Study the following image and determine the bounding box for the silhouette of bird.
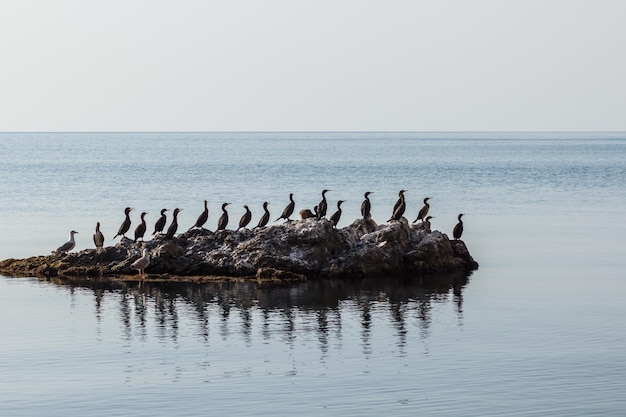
[361,191,373,219]
[388,190,406,221]
[329,200,345,228]
[217,203,230,230]
[238,205,252,230]
[165,208,182,239]
[54,230,78,253]
[153,208,168,235]
[423,215,434,233]
[317,189,330,219]
[189,200,209,230]
[134,211,148,242]
[276,193,295,222]
[114,207,133,239]
[413,197,431,223]
[453,213,464,240]
[255,202,270,228]
[93,222,104,252]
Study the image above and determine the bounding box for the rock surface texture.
[0,218,478,281]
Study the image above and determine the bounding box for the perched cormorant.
[114,207,133,239]
[276,193,295,222]
[317,189,330,219]
[388,190,406,221]
[453,213,464,240]
[329,200,345,228]
[413,197,431,223]
[238,205,252,230]
[392,190,406,215]
[361,191,373,219]
[131,248,151,276]
[165,208,182,240]
[153,208,168,235]
[93,222,104,252]
[134,211,148,242]
[189,200,209,231]
[423,215,434,233]
[217,203,230,230]
[255,202,270,228]
[55,230,78,253]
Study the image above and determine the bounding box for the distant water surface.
[1,132,625,416]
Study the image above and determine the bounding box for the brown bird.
[413,197,431,223]
[134,211,148,242]
[217,203,230,230]
[189,200,209,230]
[361,191,373,219]
[93,222,104,252]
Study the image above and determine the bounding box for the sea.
[1,132,625,416]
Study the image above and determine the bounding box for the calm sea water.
[1,132,626,416]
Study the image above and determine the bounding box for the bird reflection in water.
[46,271,471,356]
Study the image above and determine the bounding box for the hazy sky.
[1,0,624,132]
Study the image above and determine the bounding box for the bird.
[317,189,330,219]
[54,230,78,253]
[453,213,464,240]
[114,207,133,239]
[388,190,406,221]
[329,200,345,228]
[361,191,373,219]
[276,193,295,222]
[392,190,406,214]
[189,200,209,231]
[134,211,148,242]
[217,203,230,230]
[413,197,431,223]
[165,208,182,240]
[131,248,151,276]
[299,207,317,219]
[93,222,104,252]
[423,215,434,233]
[153,208,168,235]
[238,205,252,230]
[255,202,270,228]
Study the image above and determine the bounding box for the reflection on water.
[44,272,469,355]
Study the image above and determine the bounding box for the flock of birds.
[53,190,466,276]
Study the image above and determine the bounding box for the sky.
[1,0,625,132]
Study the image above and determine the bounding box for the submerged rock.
[0,218,478,281]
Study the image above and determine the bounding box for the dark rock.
[0,218,478,281]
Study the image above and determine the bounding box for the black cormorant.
[255,202,270,228]
[413,197,431,223]
[134,211,148,242]
[165,208,182,240]
[114,207,133,239]
[317,189,330,219]
[239,205,252,230]
[153,208,168,235]
[329,200,345,228]
[276,193,295,222]
[453,213,464,240]
[189,200,209,230]
[217,203,230,230]
[423,215,433,233]
[361,191,373,219]
[388,190,406,221]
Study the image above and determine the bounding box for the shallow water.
[1,132,626,416]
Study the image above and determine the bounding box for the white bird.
[131,248,151,276]
[54,230,78,253]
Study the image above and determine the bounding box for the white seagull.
[131,248,151,276]
[54,230,78,254]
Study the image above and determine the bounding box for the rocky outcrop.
[0,218,478,281]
